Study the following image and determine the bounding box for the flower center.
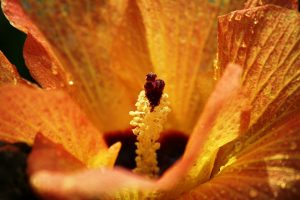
[106,73,187,178]
[104,130,188,176]
[128,73,171,177]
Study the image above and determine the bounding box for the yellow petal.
[179,109,300,199]
[88,142,122,169]
[216,5,300,167]
[137,0,247,134]
[20,0,152,132]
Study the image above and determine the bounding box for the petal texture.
[216,5,300,166]
[2,0,39,34]
[244,0,299,9]
[20,0,152,132]
[137,0,246,134]
[179,110,300,200]
[0,85,109,166]
[23,33,67,89]
[0,51,20,85]
[2,0,66,89]
[157,64,246,198]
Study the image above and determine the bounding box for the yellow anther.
[129,90,170,177]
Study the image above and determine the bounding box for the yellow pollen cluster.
[129,90,170,177]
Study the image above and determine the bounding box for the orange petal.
[23,33,67,89]
[28,133,85,175]
[136,0,247,134]
[216,5,300,166]
[244,0,299,9]
[2,0,68,89]
[179,110,300,199]
[157,64,245,197]
[1,0,40,35]
[30,168,156,200]
[27,134,146,199]
[0,51,20,85]
[19,0,152,132]
[0,84,109,166]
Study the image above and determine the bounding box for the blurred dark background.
[0,7,33,81]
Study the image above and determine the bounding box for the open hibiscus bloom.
[0,0,299,199]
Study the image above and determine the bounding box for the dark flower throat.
[105,129,188,176]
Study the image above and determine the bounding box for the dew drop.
[51,66,58,75]
[250,27,255,34]
[249,189,258,198]
[290,142,297,150]
[228,12,234,22]
[253,18,259,25]
[68,80,74,86]
[245,11,251,18]
[241,41,247,48]
[235,14,242,21]
[280,182,287,189]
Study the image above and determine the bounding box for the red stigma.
[144,73,165,112]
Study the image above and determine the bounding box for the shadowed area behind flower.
[0,142,37,199]
[0,5,33,82]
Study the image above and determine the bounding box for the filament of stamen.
[129,74,170,177]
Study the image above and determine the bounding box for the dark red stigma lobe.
[144,73,165,112]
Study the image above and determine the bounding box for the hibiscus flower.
[0,0,299,199]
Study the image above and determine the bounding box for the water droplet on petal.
[249,189,258,198]
[250,27,255,34]
[228,12,234,22]
[280,182,286,189]
[245,11,251,18]
[51,66,58,75]
[241,41,247,48]
[68,80,74,86]
[235,14,242,21]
